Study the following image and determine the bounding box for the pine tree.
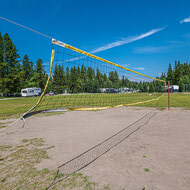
[0,32,3,63]
[20,54,34,88]
[0,32,4,94]
[108,71,115,83]
[103,73,107,83]
[142,82,148,92]
[65,67,70,89]
[121,76,125,87]
[149,83,155,93]
[52,64,59,94]
[80,65,86,80]
[36,58,46,90]
[174,61,183,85]
[167,63,173,84]
[183,62,189,75]
[2,33,20,95]
[87,67,95,80]
[114,71,119,88]
[70,66,79,93]
[96,68,103,88]
[178,77,184,92]
[58,65,65,93]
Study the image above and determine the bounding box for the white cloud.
[134,42,189,54]
[180,17,190,24]
[122,64,131,67]
[134,46,164,53]
[121,64,145,71]
[135,67,145,70]
[91,27,165,53]
[42,62,50,66]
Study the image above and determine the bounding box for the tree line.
[167,61,190,92]
[1,32,189,96]
[50,64,165,94]
[0,32,47,96]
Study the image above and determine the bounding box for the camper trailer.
[167,85,179,93]
[21,88,41,97]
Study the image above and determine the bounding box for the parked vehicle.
[21,88,41,97]
[49,91,55,96]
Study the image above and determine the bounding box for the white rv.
[21,88,41,97]
[167,85,179,93]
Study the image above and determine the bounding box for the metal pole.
[168,81,170,110]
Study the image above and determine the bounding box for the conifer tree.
[149,83,155,93]
[58,65,65,93]
[36,58,46,89]
[52,64,59,93]
[0,32,3,63]
[174,61,183,84]
[20,54,34,88]
[142,82,148,92]
[96,68,103,88]
[167,63,174,84]
[1,33,20,95]
[0,32,4,94]
[65,67,70,89]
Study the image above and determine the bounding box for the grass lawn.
[0,96,39,119]
[0,93,190,119]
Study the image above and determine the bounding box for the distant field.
[0,93,190,119]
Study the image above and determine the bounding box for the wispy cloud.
[42,62,50,66]
[168,40,182,44]
[180,17,190,24]
[183,33,190,39]
[135,67,145,70]
[91,27,165,53]
[134,42,190,54]
[122,64,131,67]
[121,64,145,71]
[134,46,165,54]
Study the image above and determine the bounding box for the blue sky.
[0,0,190,78]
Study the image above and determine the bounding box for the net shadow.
[46,111,156,189]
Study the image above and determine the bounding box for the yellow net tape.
[68,93,165,111]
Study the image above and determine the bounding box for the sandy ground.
[0,107,190,190]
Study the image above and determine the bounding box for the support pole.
[22,49,55,118]
[168,81,170,110]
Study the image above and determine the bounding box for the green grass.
[0,96,39,119]
[137,93,190,109]
[144,168,150,172]
[1,93,190,119]
[0,138,109,190]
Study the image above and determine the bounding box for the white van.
[21,88,41,97]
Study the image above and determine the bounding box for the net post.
[36,49,55,106]
[22,48,55,118]
[168,81,170,110]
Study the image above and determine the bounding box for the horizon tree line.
[50,64,165,94]
[1,32,190,96]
